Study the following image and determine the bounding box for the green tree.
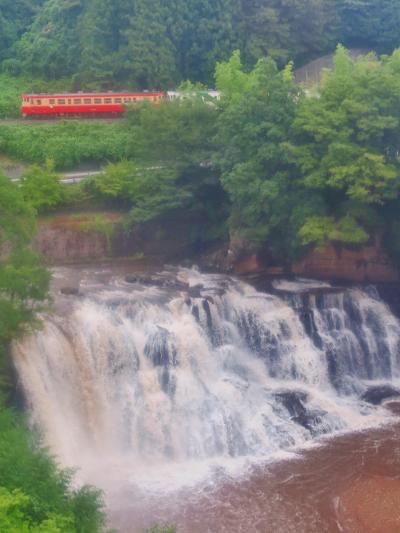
[0,487,73,532]
[117,0,179,87]
[287,45,400,248]
[0,0,41,63]
[0,173,50,342]
[240,0,338,67]
[19,160,63,212]
[215,50,258,103]
[337,0,400,54]
[0,408,107,533]
[0,174,107,533]
[127,98,218,167]
[89,161,191,224]
[215,53,320,259]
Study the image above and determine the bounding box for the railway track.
[0,117,125,125]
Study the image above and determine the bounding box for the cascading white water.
[12,268,400,485]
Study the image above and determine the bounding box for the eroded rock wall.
[34,215,400,284]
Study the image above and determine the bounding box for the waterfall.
[12,269,400,475]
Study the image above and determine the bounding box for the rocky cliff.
[34,215,400,284]
[232,242,400,283]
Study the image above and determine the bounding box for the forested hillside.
[1,0,400,87]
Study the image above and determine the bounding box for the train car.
[166,89,220,101]
[21,91,166,118]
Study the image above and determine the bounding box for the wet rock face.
[274,391,328,435]
[35,225,108,264]
[125,274,189,291]
[361,385,400,405]
[293,241,400,283]
[274,390,308,418]
[218,236,400,283]
[60,286,80,296]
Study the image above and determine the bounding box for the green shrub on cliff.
[0,408,107,533]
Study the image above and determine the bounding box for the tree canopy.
[87,46,400,262]
[2,0,400,87]
[0,173,50,341]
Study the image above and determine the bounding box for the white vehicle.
[166,89,221,101]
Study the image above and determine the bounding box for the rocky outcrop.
[274,390,329,435]
[293,243,399,283]
[219,240,400,284]
[34,213,400,284]
[361,385,400,405]
[34,211,216,265]
[34,224,108,264]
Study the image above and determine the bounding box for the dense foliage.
[0,408,106,532]
[1,0,400,87]
[0,173,50,341]
[0,175,109,533]
[82,47,400,262]
[286,46,400,253]
[87,98,227,242]
[214,55,320,258]
[2,46,400,262]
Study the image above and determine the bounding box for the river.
[12,266,400,532]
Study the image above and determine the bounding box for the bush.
[0,406,107,533]
[19,161,64,212]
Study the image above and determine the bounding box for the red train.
[21,91,165,118]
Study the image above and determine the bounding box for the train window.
[133,97,137,101]
[84,98,91,104]
[94,98,102,104]
[114,98,122,103]
[104,98,112,103]
[123,97,130,102]
[73,99,82,104]
[49,99,55,104]
[57,99,66,105]
[153,97,157,101]
[68,99,71,104]
[36,99,42,105]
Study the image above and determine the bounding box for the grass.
[0,120,134,169]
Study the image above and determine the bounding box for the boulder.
[274,390,308,419]
[361,385,400,405]
[60,286,79,296]
[125,275,138,283]
[274,390,328,435]
[187,284,204,298]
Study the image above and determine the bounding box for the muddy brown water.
[109,417,400,533]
